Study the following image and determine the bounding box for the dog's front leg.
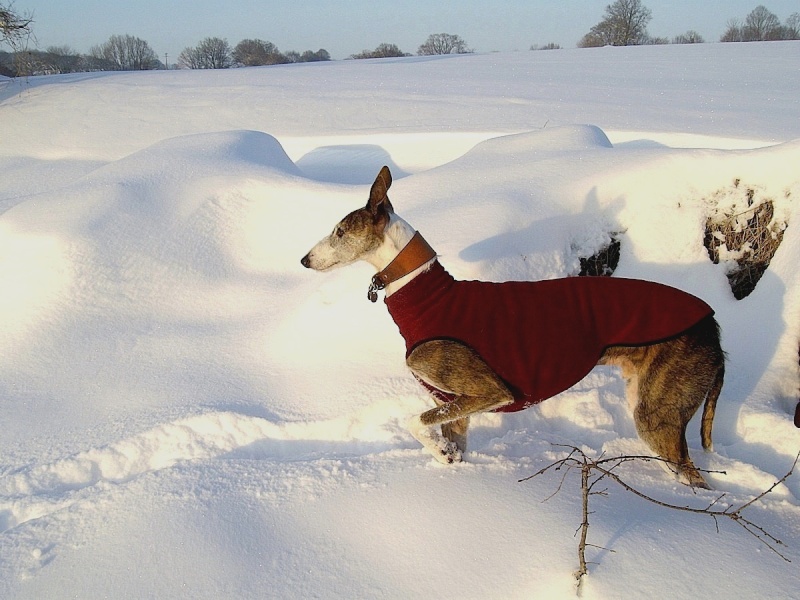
[406,340,514,464]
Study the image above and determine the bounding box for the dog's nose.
[301,254,311,268]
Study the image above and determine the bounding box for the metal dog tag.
[367,275,384,303]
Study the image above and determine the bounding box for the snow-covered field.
[1,41,799,599]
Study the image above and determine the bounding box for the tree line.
[578,1,799,47]
[0,34,334,76]
[2,2,799,77]
[0,31,472,77]
[178,38,331,70]
[350,33,471,59]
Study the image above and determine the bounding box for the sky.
[9,0,800,61]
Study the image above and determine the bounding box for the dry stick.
[576,462,590,580]
[520,447,799,586]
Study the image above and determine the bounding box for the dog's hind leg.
[604,335,718,489]
[631,344,713,489]
[406,340,514,464]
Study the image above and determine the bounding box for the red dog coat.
[385,262,713,412]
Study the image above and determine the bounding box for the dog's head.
[301,166,394,271]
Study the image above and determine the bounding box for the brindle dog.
[302,167,725,488]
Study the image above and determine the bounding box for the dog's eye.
[335,227,345,238]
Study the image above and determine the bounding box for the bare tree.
[89,34,159,70]
[1,1,33,75]
[786,13,800,39]
[283,50,301,63]
[179,37,232,69]
[0,2,32,50]
[673,30,704,44]
[578,0,652,47]
[274,47,331,63]
[721,7,798,42]
[417,33,471,55]
[299,49,330,62]
[46,46,85,74]
[177,46,199,69]
[744,5,782,40]
[232,38,287,67]
[720,18,745,42]
[11,46,84,75]
[350,43,410,59]
[531,43,562,50]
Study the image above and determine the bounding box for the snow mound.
[473,124,613,155]
[84,129,303,184]
[429,125,613,180]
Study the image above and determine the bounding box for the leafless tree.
[10,46,83,75]
[299,49,330,62]
[0,2,32,50]
[417,33,471,55]
[721,7,798,42]
[1,1,33,75]
[531,43,562,50]
[89,34,159,70]
[277,47,330,63]
[673,30,704,44]
[720,18,745,42]
[578,0,652,47]
[179,37,232,69]
[350,43,410,59]
[178,47,198,69]
[44,46,84,74]
[232,38,287,67]
[786,13,800,39]
[744,5,782,40]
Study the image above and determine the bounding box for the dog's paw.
[440,440,463,464]
[407,415,462,465]
[425,438,462,465]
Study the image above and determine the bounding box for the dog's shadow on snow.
[457,188,624,270]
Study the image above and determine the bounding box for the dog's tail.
[701,362,724,451]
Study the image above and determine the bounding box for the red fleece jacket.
[385,262,713,413]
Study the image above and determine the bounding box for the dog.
[301,166,725,488]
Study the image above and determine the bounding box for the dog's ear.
[367,166,394,217]
[377,165,392,191]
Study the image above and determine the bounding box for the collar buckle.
[368,231,436,303]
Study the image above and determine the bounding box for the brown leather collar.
[368,231,437,302]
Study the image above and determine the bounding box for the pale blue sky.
[14,1,800,61]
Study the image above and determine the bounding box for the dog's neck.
[366,214,437,297]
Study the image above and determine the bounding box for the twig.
[520,446,799,588]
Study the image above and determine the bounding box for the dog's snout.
[301,254,311,269]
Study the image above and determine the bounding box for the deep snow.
[0,42,799,599]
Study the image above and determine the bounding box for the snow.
[1,41,799,598]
